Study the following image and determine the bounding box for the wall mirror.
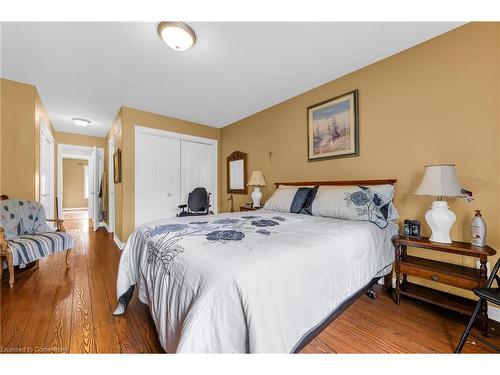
[227,151,247,194]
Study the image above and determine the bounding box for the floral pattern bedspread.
[114,209,397,353]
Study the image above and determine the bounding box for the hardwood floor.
[1,211,498,353]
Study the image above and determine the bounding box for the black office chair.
[454,256,500,353]
[177,187,213,217]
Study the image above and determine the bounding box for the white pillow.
[264,186,302,212]
[311,184,398,228]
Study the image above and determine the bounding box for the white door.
[135,132,181,227]
[39,121,54,219]
[108,140,115,232]
[91,146,101,231]
[180,140,215,211]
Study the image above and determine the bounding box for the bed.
[114,179,398,353]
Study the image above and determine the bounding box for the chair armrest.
[0,227,9,253]
[46,219,66,232]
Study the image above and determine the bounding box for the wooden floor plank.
[21,252,66,351]
[1,210,499,354]
[68,224,97,353]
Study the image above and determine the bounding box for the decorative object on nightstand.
[247,171,266,208]
[392,235,496,336]
[414,164,463,244]
[470,210,487,247]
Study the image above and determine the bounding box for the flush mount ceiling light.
[72,117,91,127]
[157,22,196,51]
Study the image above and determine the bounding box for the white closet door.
[180,140,215,209]
[136,132,181,227]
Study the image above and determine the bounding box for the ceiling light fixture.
[157,22,196,51]
[72,117,91,127]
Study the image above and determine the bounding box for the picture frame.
[113,148,122,183]
[307,89,359,161]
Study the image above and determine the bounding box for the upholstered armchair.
[0,197,74,288]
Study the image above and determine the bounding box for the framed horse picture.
[307,90,359,161]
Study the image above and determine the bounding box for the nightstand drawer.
[399,256,482,289]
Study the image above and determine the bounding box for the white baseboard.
[63,207,87,211]
[113,234,125,250]
[101,222,110,232]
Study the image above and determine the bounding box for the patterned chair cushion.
[1,199,52,239]
[7,231,75,266]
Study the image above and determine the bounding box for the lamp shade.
[414,164,462,197]
[248,171,266,186]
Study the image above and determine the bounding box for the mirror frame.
[227,151,247,194]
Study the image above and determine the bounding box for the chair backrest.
[0,199,52,239]
[486,256,500,288]
[187,188,210,212]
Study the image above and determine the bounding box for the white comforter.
[114,210,397,353]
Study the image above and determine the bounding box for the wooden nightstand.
[240,205,258,212]
[392,235,496,335]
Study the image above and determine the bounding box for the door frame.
[108,137,116,233]
[57,144,104,223]
[134,125,218,228]
[39,117,55,220]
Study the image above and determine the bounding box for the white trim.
[62,207,88,210]
[114,234,125,250]
[39,117,55,142]
[57,144,64,219]
[39,117,55,220]
[135,125,219,146]
[61,154,91,160]
[134,125,218,229]
[57,143,104,226]
[108,136,115,233]
[102,222,111,233]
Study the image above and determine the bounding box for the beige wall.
[108,106,221,241]
[62,158,88,208]
[1,78,55,201]
[220,23,500,299]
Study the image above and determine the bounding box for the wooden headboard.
[274,179,397,188]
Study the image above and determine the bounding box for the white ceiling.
[1,22,463,137]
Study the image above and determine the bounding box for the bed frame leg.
[366,287,377,299]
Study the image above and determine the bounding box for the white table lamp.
[248,171,266,208]
[414,164,462,244]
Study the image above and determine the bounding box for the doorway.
[57,144,104,230]
[62,158,89,214]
